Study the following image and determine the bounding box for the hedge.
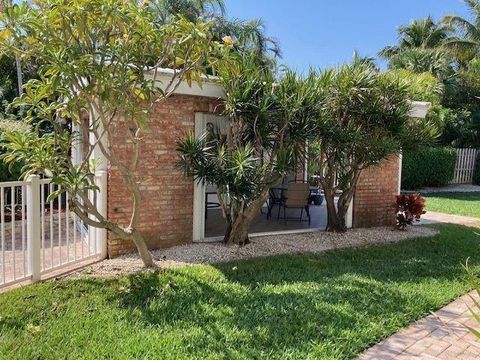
[402,147,457,190]
[474,153,480,185]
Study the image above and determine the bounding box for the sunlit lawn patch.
[424,192,480,218]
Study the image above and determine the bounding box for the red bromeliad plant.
[394,193,426,230]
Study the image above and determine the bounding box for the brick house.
[87,71,429,258]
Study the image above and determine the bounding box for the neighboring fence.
[451,148,479,184]
[0,173,107,289]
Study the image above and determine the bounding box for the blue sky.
[226,0,471,72]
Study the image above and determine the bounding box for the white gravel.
[68,226,438,279]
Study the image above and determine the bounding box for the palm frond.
[379,45,401,59]
[443,15,480,42]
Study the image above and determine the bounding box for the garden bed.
[69,226,437,278]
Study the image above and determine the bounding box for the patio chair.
[267,187,283,219]
[205,185,221,219]
[278,182,311,224]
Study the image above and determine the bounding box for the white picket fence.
[0,173,107,289]
[451,148,479,184]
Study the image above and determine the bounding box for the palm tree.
[152,0,281,60]
[153,0,225,22]
[380,17,454,78]
[442,0,480,64]
[352,51,378,70]
[380,16,452,59]
[389,48,453,78]
[211,17,281,59]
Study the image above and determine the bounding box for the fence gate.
[451,148,479,184]
[0,172,107,290]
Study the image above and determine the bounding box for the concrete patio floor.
[205,203,327,238]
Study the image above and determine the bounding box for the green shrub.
[402,147,456,190]
[474,153,480,185]
[0,120,28,181]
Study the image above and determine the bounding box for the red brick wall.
[107,94,221,257]
[353,155,401,228]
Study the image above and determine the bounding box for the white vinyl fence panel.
[0,173,107,289]
[451,148,479,184]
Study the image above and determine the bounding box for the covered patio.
[203,178,333,239]
[205,201,328,239]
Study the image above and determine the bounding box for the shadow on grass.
[114,224,480,358]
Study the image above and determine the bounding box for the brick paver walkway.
[359,291,480,359]
[360,210,480,359]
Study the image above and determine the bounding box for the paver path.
[422,211,480,228]
[360,211,480,359]
[418,184,480,193]
[358,291,480,359]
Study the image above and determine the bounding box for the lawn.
[0,224,479,359]
[424,192,480,218]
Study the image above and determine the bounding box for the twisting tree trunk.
[129,230,155,267]
[71,190,155,267]
[223,188,270,245]
[322,165,363,233]
[324,187,346,232]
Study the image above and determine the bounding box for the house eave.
[408,101,431,119]
[145,68,225,99]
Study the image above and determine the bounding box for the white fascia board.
[146,68,225,99]
[408,101,431,119]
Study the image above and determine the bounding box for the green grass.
[1,224,479,359]
[424,192,480,218]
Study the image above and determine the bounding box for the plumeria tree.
[0,0,226,266]
[177,55,316,245]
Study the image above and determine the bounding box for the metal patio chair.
[278,181,311,224]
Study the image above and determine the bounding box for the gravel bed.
[68,226,438,279]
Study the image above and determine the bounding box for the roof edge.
[145,68,225,99]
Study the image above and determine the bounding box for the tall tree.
[380,16,452,58]
[388,48,453,78]
[380,16,454,78]
[211,17,281,59]
[177,55,314,245]
[309,62,435,232]
[152,0,280,60]
[0,1,25,100]
[442,0,480,64]
[153,0,225,23]
[0,0,225,267]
